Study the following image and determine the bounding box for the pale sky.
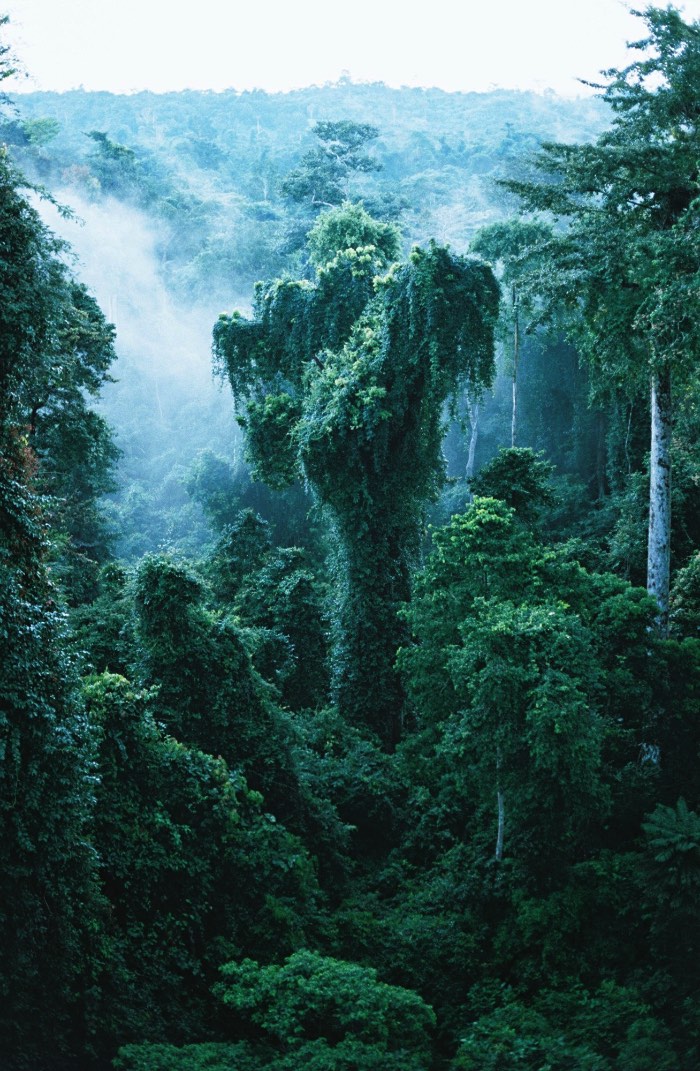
[4,0,700,97]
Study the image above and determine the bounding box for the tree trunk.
[495,749,504,861]
[647,363,672,635]
[495,788,505,861]
[465,392,480,484]
[332,518,413,750]
[595,410,606,500]
[511,285,519,448]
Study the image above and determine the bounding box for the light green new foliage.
[115,950,436,1071]
[307,200,400,269]
[217,950,436,1070]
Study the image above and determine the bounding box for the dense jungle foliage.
[2,6,700,1070]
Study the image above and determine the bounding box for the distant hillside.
[11,81,605,159]
[6,82,606,300]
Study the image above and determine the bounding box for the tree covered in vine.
[214,203,499,744]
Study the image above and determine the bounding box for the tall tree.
[24,278,119,604]
[399,492,659,880]
[133,554,303,818]
[82,672,322,1055]
[213,203,498,745]
[506,6,700,632]
[0,155,115,1065]
[280,120,382,210]
[470,220,552,448]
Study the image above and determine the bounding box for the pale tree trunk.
[647,363,672,636]
[596,410,606,500]
[495,749,504,862]
[511,284,519,448]
[495,788,505,862]
[465,391,480,485]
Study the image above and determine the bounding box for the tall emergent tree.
[506,6,700,632]
[213,203,498,745]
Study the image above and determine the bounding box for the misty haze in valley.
[16,81,605,556]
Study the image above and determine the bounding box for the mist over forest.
[12,79,607,557]
[3,8,700,1070]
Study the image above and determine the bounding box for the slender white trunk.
[647,364,672,636]
[511,285,519,448]
[596,411,606,500]
[495,749,504,862]
[465,392,480,484]
[495,788,505,862]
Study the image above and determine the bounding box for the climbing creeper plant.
[214,203,499,745]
